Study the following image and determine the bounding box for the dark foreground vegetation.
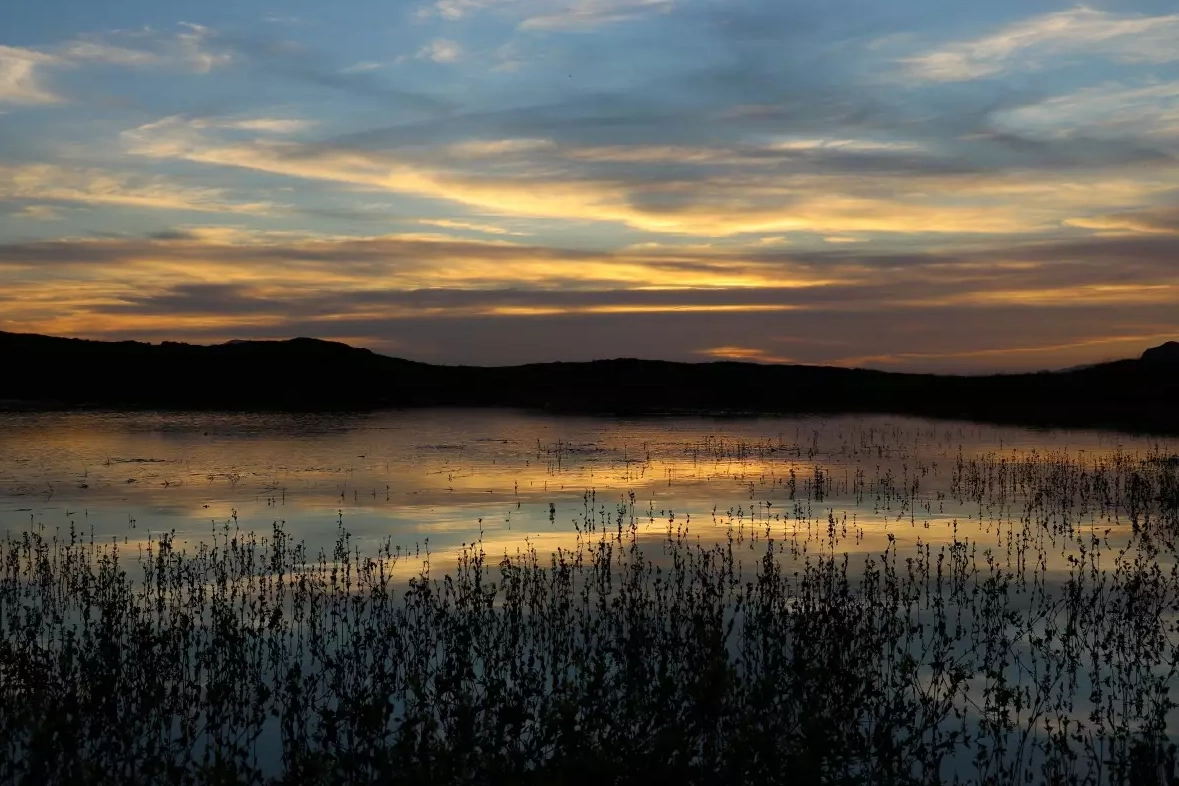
[2,331,1179,433]
[4,447,1179,783]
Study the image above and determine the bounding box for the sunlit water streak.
[2,409,1173,566]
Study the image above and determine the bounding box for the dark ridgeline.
[1143,341,1179,364]
[1,330,1177,432]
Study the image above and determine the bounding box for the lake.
[2,408,1172,561]
[4,409,1179,782]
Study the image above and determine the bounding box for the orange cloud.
[122,118,1166,238]
[0,164,278,214]
[696,346,795,364]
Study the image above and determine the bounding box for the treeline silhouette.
[2,331,1177,433]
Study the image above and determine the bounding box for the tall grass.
[3,448,1179,784]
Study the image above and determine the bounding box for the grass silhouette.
[3,446,1179,783]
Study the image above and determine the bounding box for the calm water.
[6,409,1179,781]
[2,409,1174,563]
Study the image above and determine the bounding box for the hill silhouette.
[1143,341,1179,364]
[2,330,1177,433]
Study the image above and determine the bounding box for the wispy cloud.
[1065,204,1179,235]
[173,23,234,72]
[445,138,557,157]
[60,41,162,67]
[0,46,62,104]
[61,24,232,73]
[417,0,673,30]
[904,7,1179,82]
[0,26,231,108]
[833,333,1179,369]
[520,0,674,31]
[188,116,314,134]
[418,218,531,236]
[0,229,830,293]
[0,164,278,215]
[2,229,1178,368]
[13,204,65,221]
[419,0,494,21]
[340,61,385,74]
[995,80,1179,142]
[123,117,1176,237]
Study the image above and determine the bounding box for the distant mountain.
[2,331,1178,434]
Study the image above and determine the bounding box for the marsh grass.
[3,448,1179,784]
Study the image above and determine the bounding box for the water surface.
[2,409,1173,564]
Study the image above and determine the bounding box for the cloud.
[6,3,1179,372]
[0,46,62,104]
[417,0,672,30]
[196,31,448,111]
[0,164,278,215]
[833,332,1179,369]
[340,61,385,74]
[418,219,531,236]
[520,0,674,31]
[173,23,234,73]
[59,25,232,73]
[3,226,1178,300]
[903,7,1179,82]
[489,42,524,72]
[189,116,314,134]
[419,39,463,63]
[1065,204,1179,235]
[0,233,840,334]
[2,228,1178,369]
[696,345,794,364]
[124,115,1170,238]
[0,26,232,108]
[994,81,1179,143]
[59,41,163,67]
[13,204,65,220]
[421,0,493,21]
[446,138,557,157]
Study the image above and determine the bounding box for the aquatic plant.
[3,448,1179,784]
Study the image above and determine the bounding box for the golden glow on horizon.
[4,3,1179,373]
[487,304,802,316]
[0,224,1176,372]
[697,346,796,363]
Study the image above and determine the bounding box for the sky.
[1,0,1178,371]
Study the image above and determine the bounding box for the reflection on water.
[1,409,1175,566]
[5,409,1179,781]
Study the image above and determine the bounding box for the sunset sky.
[1,0,1178,371]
